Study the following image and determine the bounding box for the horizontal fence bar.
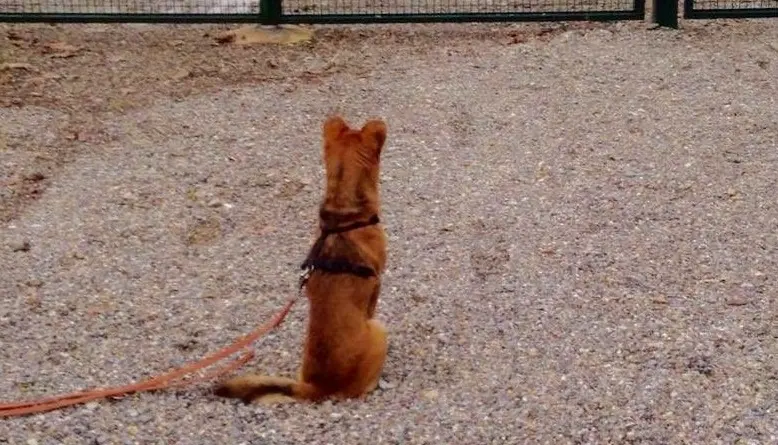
[0,10,644,24]
[278,11,646,24]
[684,7,778,18]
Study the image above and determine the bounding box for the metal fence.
[0,0,646,23]
[684,0,778,18]
[1,0,777,25]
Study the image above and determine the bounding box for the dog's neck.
[318,207,379,233]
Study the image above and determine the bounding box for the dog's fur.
[213,116,389,404]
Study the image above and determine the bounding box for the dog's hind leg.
[343,319,388,397]
[214,375,324,404]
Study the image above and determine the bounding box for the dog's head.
[319,115,387,225]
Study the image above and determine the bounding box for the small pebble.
[727,296,748,306]
[422,389,439,400]
[24,172,46,182]
[378,379,395,390]
[10,239,31,252]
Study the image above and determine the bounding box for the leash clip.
[299,266,313,290]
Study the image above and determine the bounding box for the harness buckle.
[299,266,313,290]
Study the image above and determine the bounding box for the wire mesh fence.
[687,0,777,8]
[0,0,258,14]
[684,0,778,17]
[0,0,645,21]
[282,0,636,15]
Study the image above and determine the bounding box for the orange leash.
[0,296,298,418]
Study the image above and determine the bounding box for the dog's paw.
[256,393,297,405]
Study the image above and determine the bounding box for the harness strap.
[300,214,380,279]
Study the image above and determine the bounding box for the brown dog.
[214,116,389,404]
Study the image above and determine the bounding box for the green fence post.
[652,0,678,27]
[260,0,282,25]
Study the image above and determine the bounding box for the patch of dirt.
[0,21,617,223]
[0,22,599,115]
[186,216,222,246]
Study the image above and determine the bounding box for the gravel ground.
[1,19,778,444]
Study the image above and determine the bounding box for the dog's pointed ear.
[360,119,387,156]
[323,116,349,142]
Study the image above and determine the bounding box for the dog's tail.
[214,375,322,403]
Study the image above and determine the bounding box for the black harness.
[299,214,380,286]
